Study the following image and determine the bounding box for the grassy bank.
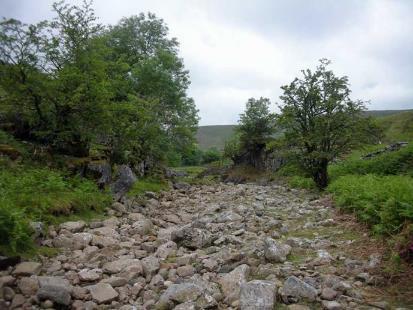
[0,157,111,255]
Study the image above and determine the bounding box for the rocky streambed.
[0,183,409,309]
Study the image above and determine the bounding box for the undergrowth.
[0,159,111,254]
[328,174,413,235]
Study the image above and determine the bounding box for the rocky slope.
[0,183,408,309]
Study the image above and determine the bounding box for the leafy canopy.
[278,59,376,188]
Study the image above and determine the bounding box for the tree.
[278,59,369,188]
[236,97,277,168]
[105,13,199,161]
[0,18,48,139]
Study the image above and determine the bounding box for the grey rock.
[157,282,203,309]
[176,265,195,278]
[0,275,16,287]
[111,165,137,198]
[173,301,196,310]
[13,261,42,276]
[264,237,292,263]
[2,286,15,300]
[59,220,86,233]
[10,294,25,309]
[30,221,45,239]
[171,225,214,249]
[240,280,276,310]
[53,235,74,248]
[141,256,160,277]
[88,283,119,304]
[101,276,127,287]
[37,276,72,306]
[17,276,39,296]
[86,160,111,187]
[78,269,102,282]
[132,219,153,235]
[281,276,318,301]
[111,202,127,214]
[322,300,342,310]
[72,232,93,250]
[155,241,177,259]
[103,258,142,275]
[321,287,338,300]
[218,264,250,304]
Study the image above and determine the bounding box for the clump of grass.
[128,177,168,197]
[328,174,413,235]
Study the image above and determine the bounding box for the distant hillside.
[376,110,413,142]
[364,109,413,117]
[196,125,236,150]
[197,109,413,150]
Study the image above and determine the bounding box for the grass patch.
[287,176,317,190]
[128,177,168,197]
[328,174,413,235]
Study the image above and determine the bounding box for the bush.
[328,174,413,235]
[202,148,222,164]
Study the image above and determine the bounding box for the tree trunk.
[313,159,328,189]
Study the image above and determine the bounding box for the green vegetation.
[0,158,110,254]
[128,178,168,197]
[278,59,377,188]
[224,97,277,169]
[0,1,198,169]
[328,175,413,235]
[330,143,413,180]
[376,111,413,143]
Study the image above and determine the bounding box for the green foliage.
[278,59,376,188]
[0,1,198,168]
[328,174,413,235]
[223,97,276,168]
[223,132,242,162]
[329,144,413,180]
[0,161,110,254]
[202,147,222,164]
[288,176,317,190]
[0,203,33,253]
[0,165,111,221]
[238,97,276,151]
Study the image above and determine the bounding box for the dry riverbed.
[1,183,412,309]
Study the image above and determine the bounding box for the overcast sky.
[2,0,413,125]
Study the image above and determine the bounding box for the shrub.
[328,174,413,235]
[202,148,222,164]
